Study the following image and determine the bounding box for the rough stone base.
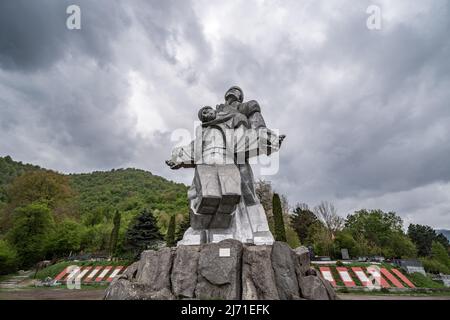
[104,240,337,300]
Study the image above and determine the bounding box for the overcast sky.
[1,0,449,228]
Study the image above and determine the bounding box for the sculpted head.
[198,106,216,122]
[225,86,244,103]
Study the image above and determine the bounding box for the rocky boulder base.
[104,240,336,300]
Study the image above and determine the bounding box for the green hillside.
[0,156,42,203]
[0,155,188,272]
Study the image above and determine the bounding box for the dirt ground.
[1,288,450,300]
[0,288,106,300]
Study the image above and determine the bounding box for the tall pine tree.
[175,215,190,242]
[166,215,176,247]
[109,210,121,257]
[290,203,318,244]
[125,209,162,256]
[273,193,287,242]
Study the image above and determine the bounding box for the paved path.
[0,271,34,289]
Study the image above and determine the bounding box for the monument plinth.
[104,240,337,300]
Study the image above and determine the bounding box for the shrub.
[0,240,18,274]
[420,257,450,274]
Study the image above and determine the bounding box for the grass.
[337,288,450,297]
[408,272,445,289]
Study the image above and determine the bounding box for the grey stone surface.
[298,275,329,300]
[293,246,311,276]
[242,245,279,300]
[104,242,336,300]
[195,239,242,300]
[171,245,200,299]
[136,248,174,292]
[271,242,300,300]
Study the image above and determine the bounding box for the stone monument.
[166,86,285,245]
[104,87,337,300]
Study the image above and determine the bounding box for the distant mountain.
[436,229,450,241]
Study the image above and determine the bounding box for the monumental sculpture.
[104,87,337,300]
[166,86,285,245]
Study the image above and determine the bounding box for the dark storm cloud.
[0,0,449,227]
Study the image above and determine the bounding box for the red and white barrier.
[366,266,390,288]
[64,266,82,283]
[336,267,356,287]
[319,267,336,287]
[84,266,103,283]
[380,268,404,288]
[54,267,70,281]
[75,266,92,283]
[351,267,372,287]
[391,269,416,288]
[95,266,112,282]
[107,266,124,282]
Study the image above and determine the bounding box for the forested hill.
[0,156,42,203]
[69,168,188,226]
[0,155,188,245]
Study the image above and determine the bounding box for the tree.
[431,241,450,267]
[345,209,403,249]
[384,232,417,259]
[125,209,162,256]
[435,233,450,249]
[407,224,438,257]
[313,202,344,239]
[166,215,176,247]
[272,193,286,242]
[175,215,190,242]
[290,203,318,244]
[47,219,83,258]
[255,180,274,230]
[109,210,121,256]
[8,202,54,267]
[0,239,18,275]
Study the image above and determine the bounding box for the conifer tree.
[125,209,162,255]
[273,193,287,242]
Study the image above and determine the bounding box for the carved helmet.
[225,86,244,103]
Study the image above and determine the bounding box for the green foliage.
[109,210,121,256]
[344,209,411,258]
[309,222,334,256]
[431,241,450,267]
[272,193,286,242]
[125,209,163,257]
[408,272,445,288]
[47,219,83,258]
[0,239,18,274]
[334,231,358,257]
[408,224,449,257]
[290,204,318,245]
[166,215,176,247]
[382,232,417,259]
[285,225,300,249]
[420,257,450,275]
[0,155,41,204]
[8,202,54,268]
[175,215,190,242]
